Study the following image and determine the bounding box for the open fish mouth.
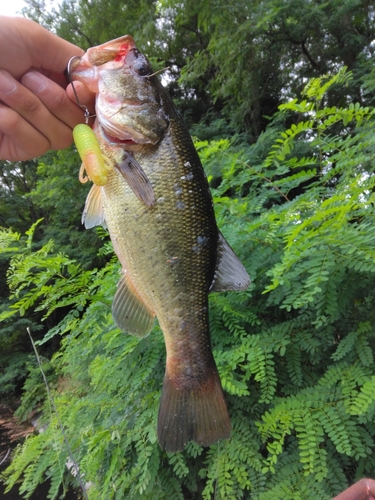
[98,111,153,145]
[101,130,138,146]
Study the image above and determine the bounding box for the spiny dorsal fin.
[112,273,155,337]
[82,184,106,229]
[116,153,155,207]
[210,231,250,292]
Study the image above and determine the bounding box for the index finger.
[2,17,84,78]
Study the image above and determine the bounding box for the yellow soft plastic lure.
[73,124,108,186]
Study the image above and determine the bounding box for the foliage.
[174,0,375,135]
[0,149,104,401]
[0,160,39,234]
[1,70,375,498]
[23,0,156,49]
[0,352,30,397]
[0,212,100,403]
[24,148,103,267]
[24,0,375,136]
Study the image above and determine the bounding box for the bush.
[2,70,375,499]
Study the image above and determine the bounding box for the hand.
[0,16,95,161]
[333,478,375,500]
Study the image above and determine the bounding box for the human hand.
[333,478,375,500]
[0,16,95,161]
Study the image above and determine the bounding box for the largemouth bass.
[71,36,249,453]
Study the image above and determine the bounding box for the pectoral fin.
[112,273,155,337]
[116,153,155,207]
[210,232,250,292]
[82,184,106,229]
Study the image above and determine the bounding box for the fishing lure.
[73,124,108,186]
[67,56,107,186]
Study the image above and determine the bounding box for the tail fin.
[157,368,230,453]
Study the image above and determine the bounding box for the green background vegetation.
[1,0,375,498]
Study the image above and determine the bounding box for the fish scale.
[71,35,250,452]
[103,115,215,326]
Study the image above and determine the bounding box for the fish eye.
[128,49,152,76]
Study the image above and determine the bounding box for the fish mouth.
[102,129,137,146]
[99,124,147,147]
[97,107,152,146]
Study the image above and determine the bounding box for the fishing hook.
[66,55,96,124]
[144,66,170,78]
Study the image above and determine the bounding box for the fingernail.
[0,70,17,94]
[22,71,47,94]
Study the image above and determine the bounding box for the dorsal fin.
[210,232,250,292]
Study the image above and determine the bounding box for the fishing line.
[213,441,220,500]
[0,448,10,466]
[145,66,170,78]
[27,328,89,500]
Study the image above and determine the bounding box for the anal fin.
[210,231,250,292]
[112,273,155,337]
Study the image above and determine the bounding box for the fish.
[70,35,250,453]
